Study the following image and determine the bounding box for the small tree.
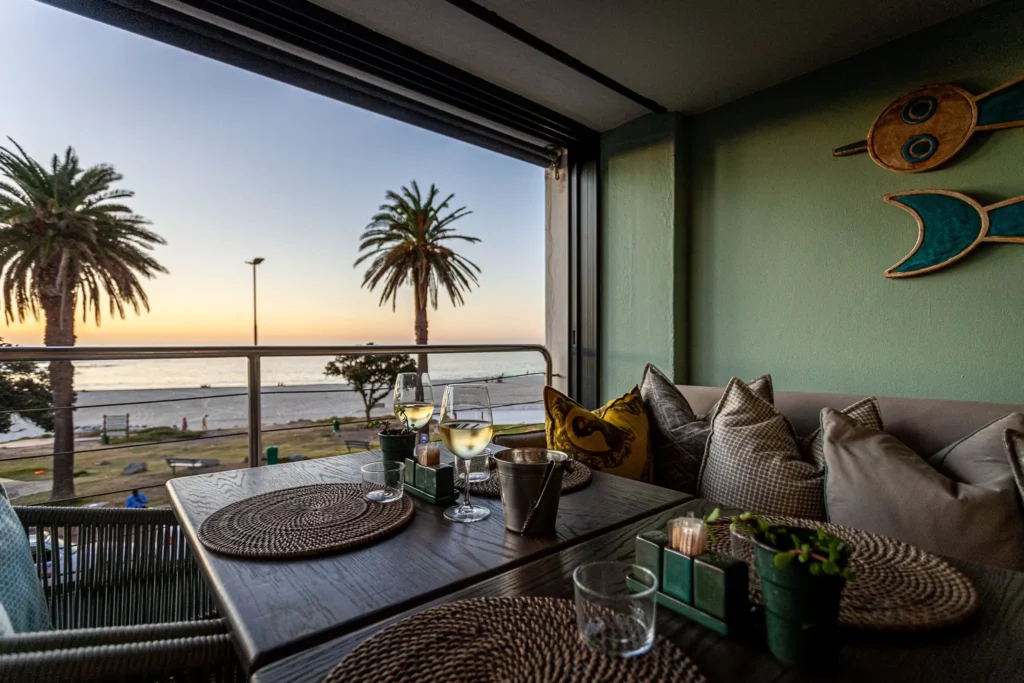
[324,344,416,423]
[0,339,53,434]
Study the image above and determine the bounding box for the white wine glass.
[393,373,435,430]
[440,384,493,523]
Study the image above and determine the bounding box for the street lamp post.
[245,257,264,345]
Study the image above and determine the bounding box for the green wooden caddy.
[402,457,459,505]
[630,529,751,636]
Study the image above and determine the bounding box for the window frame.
[42,0,600,404]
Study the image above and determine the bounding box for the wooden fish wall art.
[884,189,1024,278]
[834,76,1024,172]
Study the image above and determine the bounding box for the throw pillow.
[1003,429,1024,503]
[697,377,826,520]
[822,410,1024,571]
[544,385,651,482]
[800,397,883,468]
[0,482,52,633]
[639,365,774,494]
[698,373,775,420]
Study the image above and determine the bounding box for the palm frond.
[0,139,167,331]
[354,181,480,319]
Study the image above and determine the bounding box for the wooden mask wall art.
[833,76,1024,172]
[832,77,1024,277]
[884,189,1024,278]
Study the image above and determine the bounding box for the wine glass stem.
[462,458,474,511]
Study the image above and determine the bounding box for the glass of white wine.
[393,373,435,430]
[440,384,494,523]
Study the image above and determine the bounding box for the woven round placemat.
[197,483,414,559]
[454,462,592,497]
[708,515,978,630]
[323,597,705,683]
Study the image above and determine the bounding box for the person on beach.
[126,489,149,509]
[181,416,188,432]
[201,414,208,431]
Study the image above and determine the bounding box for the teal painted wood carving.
[884,189,1024,278]
[834,76,1024,172]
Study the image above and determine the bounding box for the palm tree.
[355,181,480,372]
[0,139,167,499]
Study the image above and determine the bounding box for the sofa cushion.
[544,385,651,482]
[801,397,883,468]
[640,365,773,494]
[822,410,1024,571]
[697,377,826,520]
[0,483,51,633]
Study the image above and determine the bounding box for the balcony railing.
[0,344,552,503]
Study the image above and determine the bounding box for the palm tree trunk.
[414,285,429,374]
[41,291,76,501]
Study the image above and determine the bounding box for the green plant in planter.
[731,512,852,669]
[369,418,414,436]
[731,512,854,579]
[371,418,417,463]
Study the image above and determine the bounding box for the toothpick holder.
[629,526,751,636]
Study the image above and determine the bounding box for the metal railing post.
[247,354,262,467]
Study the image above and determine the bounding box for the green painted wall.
[688,0,1024,403]
[600,114,688,403]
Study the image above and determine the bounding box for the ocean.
[71,352,546,391]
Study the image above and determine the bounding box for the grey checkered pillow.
[697,377,826,520]
[640,366,775,495]
[698,374,774,421]
[800,398,883,468]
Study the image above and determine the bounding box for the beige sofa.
[499,386,1024,459]
[678,386,1024,458]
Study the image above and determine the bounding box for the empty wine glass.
[393,373,434,430]
[440,384,493,523]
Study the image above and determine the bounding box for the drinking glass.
[393,373,435,430]
[454,447,493,483]
[361,461,405,503]
[439,384,493,523]
[573,561,657,658]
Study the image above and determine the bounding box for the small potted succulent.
[731,512,853,669]
[372,417,417,464]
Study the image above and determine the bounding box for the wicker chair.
[0,506,242,683]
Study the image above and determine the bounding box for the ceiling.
[312,0,996,132]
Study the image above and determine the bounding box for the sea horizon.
[68,352,545,391]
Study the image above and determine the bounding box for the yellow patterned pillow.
[544,385,651,482]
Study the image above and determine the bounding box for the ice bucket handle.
[518,459,557,535]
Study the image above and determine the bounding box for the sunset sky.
[0,1,545,348]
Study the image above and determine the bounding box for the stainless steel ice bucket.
[494,449,573,535]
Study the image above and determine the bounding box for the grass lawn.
[0,419,543,507]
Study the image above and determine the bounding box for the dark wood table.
[166,450,689,674]
[253,499,1024,683]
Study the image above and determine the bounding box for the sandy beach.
[0,374,545,443]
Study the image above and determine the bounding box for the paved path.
[0,477,52,498]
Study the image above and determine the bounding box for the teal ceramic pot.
[379,432,416,464]
[753,530,847,669]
